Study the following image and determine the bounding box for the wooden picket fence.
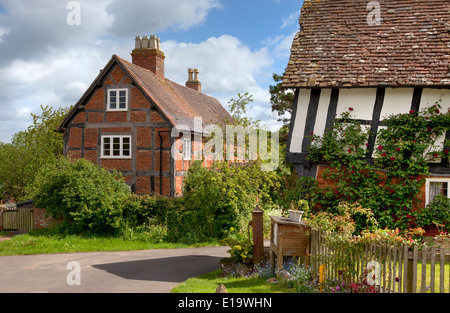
[309,228,450,293]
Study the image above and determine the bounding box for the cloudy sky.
[0,0,303,143]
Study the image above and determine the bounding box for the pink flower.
[348,149,352,153]
[391,157,396,161]
[378,145,383,151]
[409,110,415,114]
[349,107,354,111]
[396,148,401,152]
[433,152,438,158]
[382,153,387,157]
[436,109,440,114]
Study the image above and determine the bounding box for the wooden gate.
[2,207,34,234]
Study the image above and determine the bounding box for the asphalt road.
[0,246,229,293]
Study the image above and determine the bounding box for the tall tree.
[0,105,69,201]
[269,73,295,125]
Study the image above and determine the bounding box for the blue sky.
[0,0,303,143]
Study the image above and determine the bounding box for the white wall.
[289,89,311,153]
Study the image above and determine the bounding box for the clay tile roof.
[57,55,232,133]
[117,57,233,132]
[282,0,450,88]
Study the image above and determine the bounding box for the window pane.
[103,137,111,156]
[110,91,117,97]
[183,138,191,160]
[429,182,448,202]
[119,90,126,97]
[119,98,126,109]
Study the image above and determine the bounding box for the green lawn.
[0,230,217,256]
[415,261,450,293]
[171,269,292,293]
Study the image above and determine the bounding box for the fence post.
[407,252,414,293]
[251,204,264,264]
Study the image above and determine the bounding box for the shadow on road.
[92,255,223,283]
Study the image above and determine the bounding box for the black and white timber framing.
[286,86,450,177]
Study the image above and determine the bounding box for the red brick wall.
[315,164,447,236]
[33,208,61,229]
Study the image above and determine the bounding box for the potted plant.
[288,200,308,222]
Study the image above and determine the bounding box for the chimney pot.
[186,68,201,92]
[193,68,200,81]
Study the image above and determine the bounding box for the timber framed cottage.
[283,0,449,207]
[57,35,232,196]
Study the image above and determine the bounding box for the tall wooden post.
[252,204,264,264]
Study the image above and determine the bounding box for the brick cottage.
[57,35,232,196]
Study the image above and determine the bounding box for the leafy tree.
[0,105,69,201]
[269,73,295,124]
[228,92,260,127]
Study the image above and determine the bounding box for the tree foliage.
[269,73,295,124]
[0,105,68,201]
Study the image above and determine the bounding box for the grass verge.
[0,229,218,256]
[171,269,292,293]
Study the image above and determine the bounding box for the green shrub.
[181,160,279,239]
[32,157,131,235]
[414,194,450,232]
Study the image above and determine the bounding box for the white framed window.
[425,178,450,205]
[183,137,192,160]
[107,88,128,111]
[101,135,132,158]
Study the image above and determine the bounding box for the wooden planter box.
[270,216,311,271]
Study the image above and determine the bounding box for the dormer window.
[107,88,128,111]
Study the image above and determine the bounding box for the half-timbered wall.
[64,64,174,196]
[287,87,450,175]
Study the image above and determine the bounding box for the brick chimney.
[185,68,201,92]
[131,35,165,80]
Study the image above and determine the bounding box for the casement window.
[425,178,450,205]
[107,89,128,111]
[183,137,192,161]
[101,135,131,158]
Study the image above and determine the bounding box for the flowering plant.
[221,227,254,263]
[306,102,450,232]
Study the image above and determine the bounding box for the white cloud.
[0,27,9,43]
[280,11,300,29]
[160,35,276,126]
[163,35,273,93]
[105,0,221,37]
